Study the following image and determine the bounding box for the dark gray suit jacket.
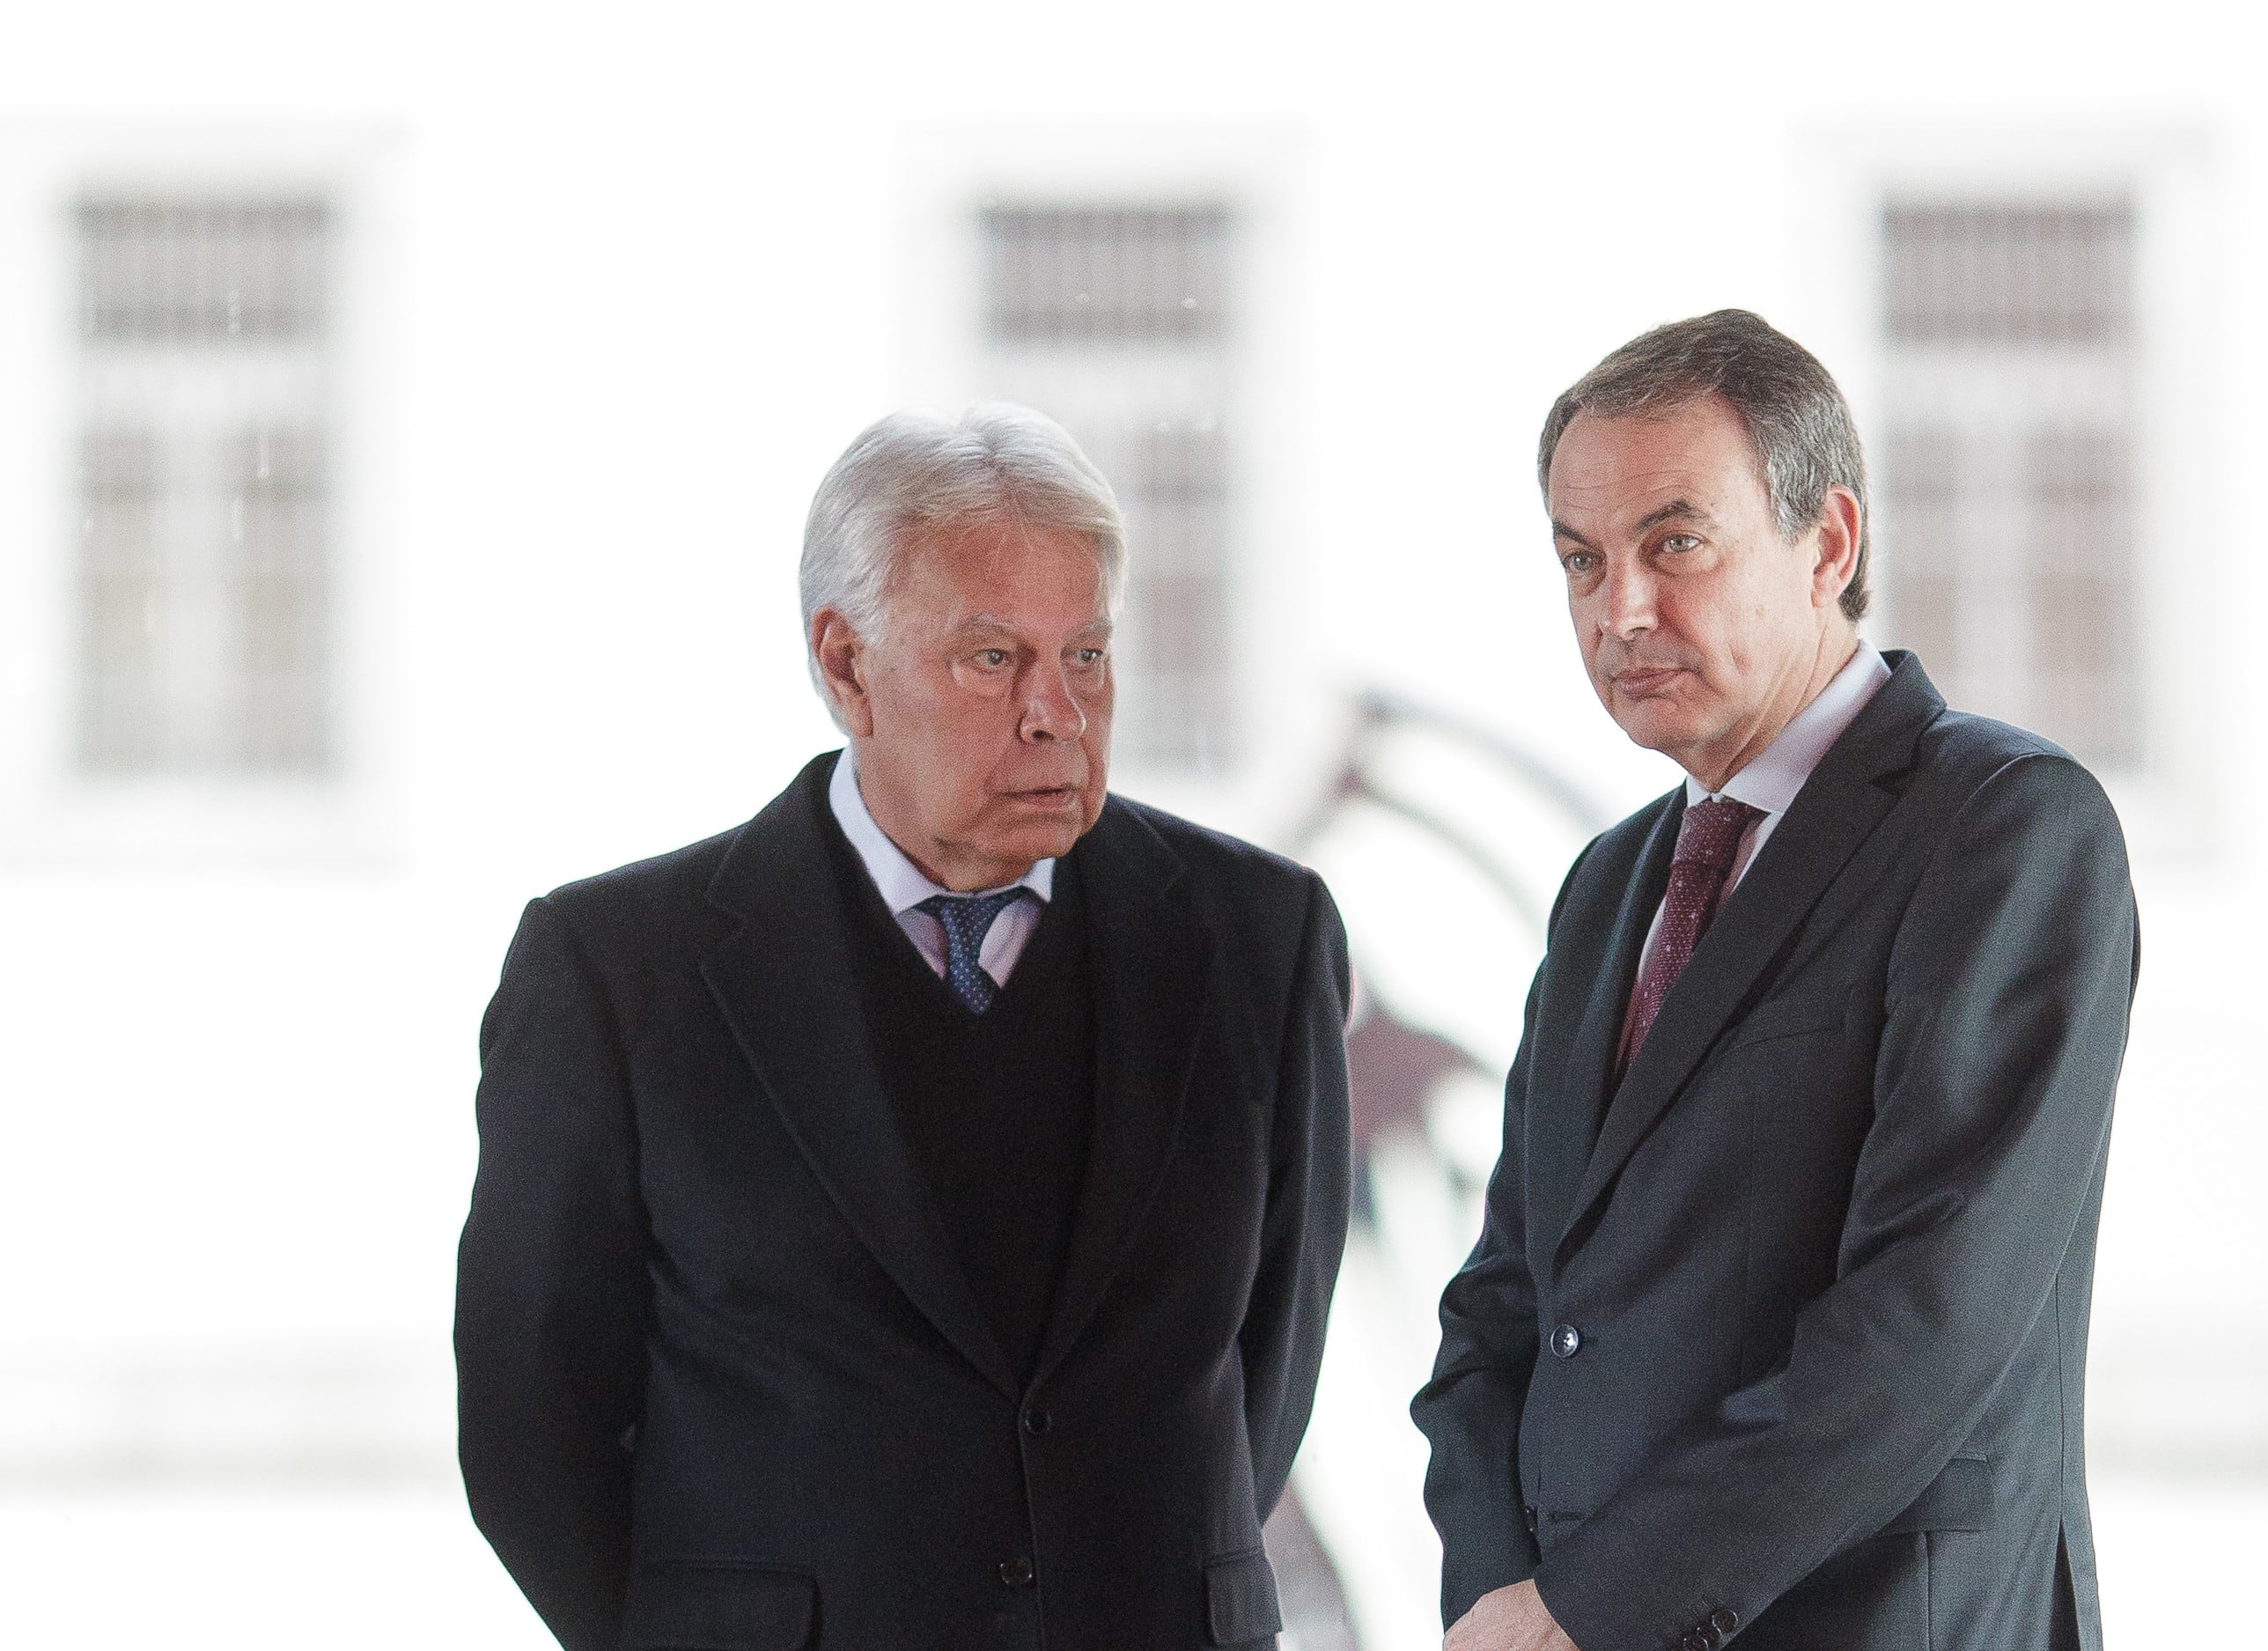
[457,754,1351,1651]
[1412,653,2137,1651]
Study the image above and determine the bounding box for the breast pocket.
[1724,988,1850,1053]
[620,1561,818,1651]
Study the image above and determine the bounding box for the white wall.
[0,0,2262,1641]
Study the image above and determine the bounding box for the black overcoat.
[457,754,1351,1651]
[1414,653,2139,1651]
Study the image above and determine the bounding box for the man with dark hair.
[458,404,1350,1651]
[1413,311,2136,1651]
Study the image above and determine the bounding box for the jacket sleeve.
[1532,754,2138,1651]
[1239,871,1354,1519]
[455,896,650,1651]
[1410,837,1595,1625]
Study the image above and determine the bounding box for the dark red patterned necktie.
[1619,797,1764,1067]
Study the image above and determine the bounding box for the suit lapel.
[1031,799,1211,1387]
[1555,654,1944,1259]
[1527,793,1681,1266]
[700,755,1020,1399]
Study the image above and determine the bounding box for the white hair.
[799,403,1128,729]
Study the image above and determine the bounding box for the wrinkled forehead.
[891,512,1114,629]
[1547,398,1770,532]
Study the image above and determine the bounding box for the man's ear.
[1810,485,1863,610]
[810,608,876,738]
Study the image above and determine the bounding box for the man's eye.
[1073,648,1106,667]
[1660,534,1701,553]
[1562,552,1597,577]
[975,648,1011,667]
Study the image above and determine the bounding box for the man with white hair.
[456,404,1350,1651]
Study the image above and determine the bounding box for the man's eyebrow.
[1553,499,1719,552]
[948,614,1116,639]
[1632,498,1716,534]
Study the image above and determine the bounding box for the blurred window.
[1876,200,2139,769]
[983,204,1231,345]
[978,203,1240,772]
[75,196,334,776]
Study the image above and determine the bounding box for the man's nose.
[1020,662,1088,741]
[1600,561,1655,640]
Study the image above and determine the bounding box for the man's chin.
[1610,701,1705,762]
[980,806,1089,869]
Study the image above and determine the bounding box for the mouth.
[1610,666,1687,697]
[1005,784,1082,809]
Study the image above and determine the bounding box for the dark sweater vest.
[818,802,1097,1386]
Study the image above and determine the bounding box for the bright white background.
[3,1,2264,1644]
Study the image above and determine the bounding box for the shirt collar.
[828,745,1055,917]
[1684,640,1893,815]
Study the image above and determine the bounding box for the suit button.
[1712,1608,1740,1634]
[1522,1502,1538,1535]
[1683,1634,1709,1651]
[1550,1323,1582,1358]
[998,1556,1035,1588]
[1697,1626,1723,1649]
[1022,1407,1052,1436]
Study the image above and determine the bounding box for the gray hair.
[799,403,1127,726]
[1536,309,1872,622]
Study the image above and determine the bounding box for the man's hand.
[1445,1581,1580,1651]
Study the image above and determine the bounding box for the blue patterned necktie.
[917,888,1027,1013]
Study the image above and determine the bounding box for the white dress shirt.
[828,747,1054,987]
[1629,641,1893,988]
